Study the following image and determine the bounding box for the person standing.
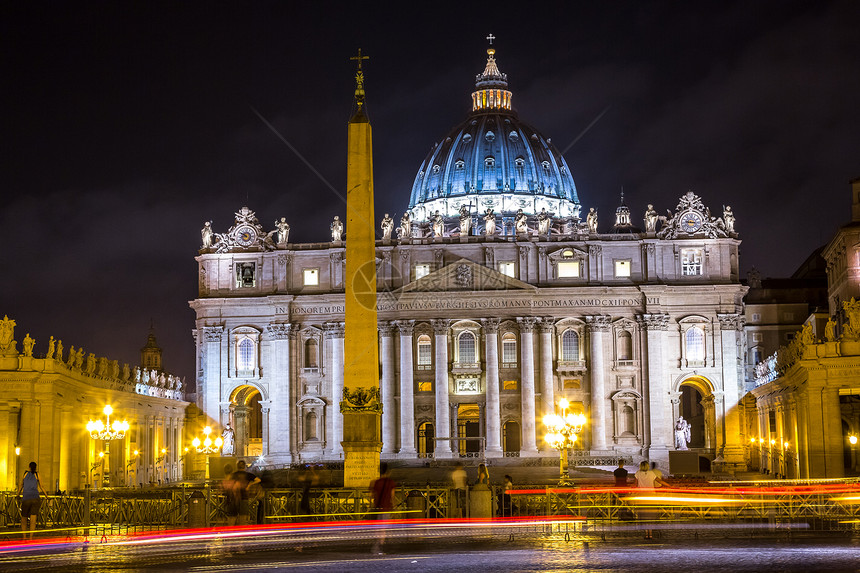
[634,461,669,539]
[370,463,397,554]
[613,460,629,487]
[650,462,664,488]
[230,460,261,525]
[18,462,47,538]
[501,475,514,517]
[451,463,467,517]
[476,463,489,485]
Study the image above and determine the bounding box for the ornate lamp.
[191,426,223,481]
[86,405,130,440]
[543,398,587,485]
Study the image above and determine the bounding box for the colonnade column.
[538,318,555,419]
[431,319,452,456]
[717,314,746,470]
[586,315,610,451]
[396,320,416,455]
[481,318,502,455]
[265,323,292,463]
[517,317,539,454]
[638,313,670,455]
[324,322,345,458]
[379,322,397,455]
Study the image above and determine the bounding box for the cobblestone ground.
[1,523,858,572]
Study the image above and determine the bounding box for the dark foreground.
[1,520,859,572]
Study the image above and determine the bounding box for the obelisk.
[341,49,381,487]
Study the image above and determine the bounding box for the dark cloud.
[2,1,859,384]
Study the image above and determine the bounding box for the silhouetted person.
[18,462,47,538]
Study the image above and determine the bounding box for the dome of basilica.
[407,48,581,223]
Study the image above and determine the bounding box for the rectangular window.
[752,332,762,343]
[498,262,516,278]
[783,312,794,321]
[502,339,517,363]
[557,261,580,278]
[614,260,631,278]
[768,410,777,433]
[414,263,431,280]
[681,249,703,276]
[751,313,761,322]
[417,342,432,366]
[418,381,433,392]
[236,262,256,288]
[503,380,518,390]
[303,268,319,286]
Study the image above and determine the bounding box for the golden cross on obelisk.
[350,48,369,71]
[486,33,495,45]
[350,48,370,109]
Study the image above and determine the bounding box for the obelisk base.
[342,411,381,488]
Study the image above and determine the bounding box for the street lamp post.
[191,426,223,482]
[86,405,129,487]
[543,399,587,485]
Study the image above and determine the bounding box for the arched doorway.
[676,376,715,452]
[457,404,481,456]
[503,421,520,455]
[230,385,264,457]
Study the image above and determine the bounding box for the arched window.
[305,339,319,368]
[686,327,705,362]
[502,332,517,364]
[617,331,633,360]
[561,330,579,361]
[417,334,432,366]
[237,338,255,372]
[305,411,318,440]
[459,331,476,364]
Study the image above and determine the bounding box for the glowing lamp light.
[98,451,105,459]
[87,405,129,440]
[770,439,776,446]
[193,425,224,454]
[15,447,20,456]
[849,435,858,446]
[750,438,756,443]
[783,442,789,449]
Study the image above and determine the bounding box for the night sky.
[2,1,859,386]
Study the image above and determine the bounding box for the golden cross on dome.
[350,48,369,71]
[486,34,495,45]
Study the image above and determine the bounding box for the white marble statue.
[275,217,290,244]
[723,205,735,233]
[483,208,496,237]
[586,208,598,234]
[459,205,472,236]
[381,213,394,240]
[330,216,343,242]
[537,208,551,236]
[432,211,444,238]
[515,209,529,235]
[644,204,658,233]
[46,336,55,359]
[674,416,691,450]
[201,221,213,248]
[398,211,412,239]
[221,424,235,456]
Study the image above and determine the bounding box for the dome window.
[485,157,495,168]
[514,157,525,167]
[462,134,472,143]
[432,165,441,174]
[541,161,551,175]
[471,120,478,126]
[531,134,539,141]
[455,160,465,169]
[485,131,495,142]
[508,131,519,141]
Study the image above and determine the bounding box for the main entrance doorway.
[679,385,706,448]
[457,404,481,456]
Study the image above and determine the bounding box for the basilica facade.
[192,47,749,471]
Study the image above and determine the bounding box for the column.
[432,319,452,455]
[202,326,224,422]
[717,314,745,469]
[638,314,671,454]
[265,323,292,464]
[450,404,460,455]
[538,318,555,418]
[379,322,397,454]
[396,321,416,455]
[517,317,539,454]
[324,322,345,458]
[586,315,610,451]
[822,387,845,478]
[234,406,249,457]
[481,319,502,455]
[259,400,271,456]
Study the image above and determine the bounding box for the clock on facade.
[235,226,257,246]
[680,210,703,234]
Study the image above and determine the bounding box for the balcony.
[557,360,587,373]
[452,362,482,375]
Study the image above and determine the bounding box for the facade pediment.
[547,246,588,265]
[399,258,536,293]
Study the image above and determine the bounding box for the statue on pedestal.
[644,204,658,232]
[586,208,598,234]
[46,336,55,359]
[398,211,412,239]
[201,221,213,248]
[380,213,394,240]
[330,216,343,242]
[274,217,290,245]
[55,340,63,363]
[723,206,735,233]
[459,205,472,236]
[23,334,34,357]
[825,317,837,342]
[537,208,551,236]
[674,416,691,450]
[483,208,496,237]
[221,424,235,456]
[0,315,16,354]
[514,209,529,235]
[432,210,444,238]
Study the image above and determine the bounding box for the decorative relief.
[588,244,602,257]
[394,320,415,336]
[323,322,345,338]
[203,326,224,342]
[516,316,539,332]
[417,404,433,413]
[481,318,501,334]
[202,206,277,253]
[277,254,291,266]
[657,191,732,240]
[329,252,342,264]
[585,315,611,331]
[518,246,529,259]
[538,317,555,333]
[266,323,293,340]
[431,319,451,335]
[378,321,396,337]
[340,386,382,413]
[454,264,474,288]
[636,314,670,331]
[717,314,744,331]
